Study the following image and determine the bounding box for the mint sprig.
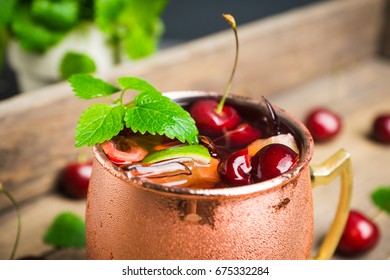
[44,212,86,248]
[71,74,199,147]
[371,185,390,215]
[60,51,97,80]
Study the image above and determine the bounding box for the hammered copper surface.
[86,92,315,260]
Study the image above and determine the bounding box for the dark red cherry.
[189,99,241,136]
[225,123,261,148]
[218,148,251,186]
[59,161,92,199]
[372,113,390,144]
[251,143,298,183]
[336,210,380,256]
[305,107,342,142]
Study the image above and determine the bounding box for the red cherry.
[218,148,251,186]
[101,137,148,164]
[59,161,92,199]
[217,123,261,149]
[250,143,298,183]
[372,113,390,143]
[305,107,342,142]
[336,210,380,256]
[189,99,241,136]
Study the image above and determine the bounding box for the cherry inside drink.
[100,93,301,190]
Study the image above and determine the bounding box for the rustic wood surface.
[0,0,389,260]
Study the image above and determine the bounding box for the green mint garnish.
[70,74,199,147]
[44,212,86,248]
[60,51,97,80]
[371,185,390,215]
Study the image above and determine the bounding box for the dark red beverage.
[99,91,300,189]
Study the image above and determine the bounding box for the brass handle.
[310,149,353,260]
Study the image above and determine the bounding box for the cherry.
[305,107,342,142]
[371,113,390,144]
[189,15,241,137]
[215,123,261,149]
[59,161,92,199]
[250,143,298,183]
[336,210,380,256]
[189,99,241,136]
[101,136,148,164]
[218,148,251,186]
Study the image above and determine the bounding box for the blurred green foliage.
[0,0,170,72]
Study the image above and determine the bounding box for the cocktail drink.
[84,91,352,260]
[71,14,352,260]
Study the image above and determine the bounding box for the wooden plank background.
[1,0,389,260]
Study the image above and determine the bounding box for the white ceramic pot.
[8,23,119,92]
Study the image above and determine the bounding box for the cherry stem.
[0,182,21,260]
[263,97,281,135]
[216,14,239,114]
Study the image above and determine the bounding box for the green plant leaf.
[124,91,199,144]
[76,103,126,147]
[69,74,120,100]
[371,185,390,215]
[71,75,199,147]
[0,0,17,26]
[94,0,168,59]
[11,8,64,53]
[31,0,79,30]
[60,52,97,80]
[117,77,160,94]
[44,212,86,248]
[94,0,125,34]
[123,24,159,59]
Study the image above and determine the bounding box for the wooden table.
[1,0,389,260]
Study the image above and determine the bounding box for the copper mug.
[86,91,352,260]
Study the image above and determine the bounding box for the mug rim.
[92,91,314,200]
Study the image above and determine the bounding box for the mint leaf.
[0,0,17,26]
[94,0,125,34]
[60,52,97,80]
[31,0,79,30]
[125,91,199,144]
[76,103,126,147]
[11,8,64,53]
[372,185,390,215]
[123,23,160,59]
[94,0,168,60]
[71,75,199,147]
[117,77,160,94]
[44,212,86,248]
[69,74,120,100]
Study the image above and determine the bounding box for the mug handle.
[310,149,353,260]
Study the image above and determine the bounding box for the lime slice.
[142,145,211,164]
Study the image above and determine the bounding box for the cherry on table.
[189,99,241,136]
[250,143,299,183]
[59,161,92,199]
[371,113,390,144]
[305,107,342,142]
[336,210,380,256]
